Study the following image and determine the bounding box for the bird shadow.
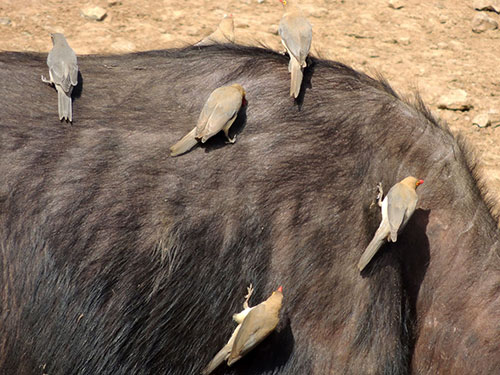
[200,103,248,153]
[72,70,83,99]
[359,208,430,283]
[228,317,295,374]
[295,58,315,110]
[357,209,430,370]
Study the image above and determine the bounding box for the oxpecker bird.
[170,84,246,157]
[202,285,283,374]
[195,14,235,46]
[278,0,312,98]
[41,33,78,122]
[358,176,424,271]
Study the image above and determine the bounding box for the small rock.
[472,13,498,32]
[437,41,448,49]
[437,89,473,111]
[268,24,279,35]
[308,7,328,18]
[111,39,136,52]
[81,6,107,21]
[449,40,463,50]
[398,36,411,45]
[0,17,11,26]
[107,0,120,6]
[473,0,500,13]
[439,15,448,24]
[257,0,265,3]
[388,0,404,10]
[472,113,491,127]
[172,10,183,19]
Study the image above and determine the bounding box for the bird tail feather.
[170,128,198,157]
[58,88,72,122]
[357,227,387,271]
[290,57,303,98]
[202,345,231,375]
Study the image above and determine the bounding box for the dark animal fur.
[0,45,499,374]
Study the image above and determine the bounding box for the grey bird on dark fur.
[41,33,78,122]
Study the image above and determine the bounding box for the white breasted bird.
[41,33,78,122]
[358,176,424,271]
[170,83,246,157]
[195,14,235,46]
[278,0,312,98]
[202,285,283,374]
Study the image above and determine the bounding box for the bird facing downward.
[357,176,424,272]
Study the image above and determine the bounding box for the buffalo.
[0,44,499,374]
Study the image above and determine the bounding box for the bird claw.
[243,283,254,309]
[41,75,52,85]
[376,182,384,207]
[225,135,236,144]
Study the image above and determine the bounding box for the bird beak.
[417,179,424,187]
[277,286,283,292]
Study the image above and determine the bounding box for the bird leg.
[376,182,384,207]
[243,284,254,309]
[224,128,236,144]
[40,75,52,85]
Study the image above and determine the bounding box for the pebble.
[388,0,404,10]
[472,113,491,127]
[437,89,473,111]
[0,17,11,26]
[399,36,411,45]
[473,0,500,13]
[81,6,107,21]
[111,39,136,52]
[308,7,329,18]
[472,13,498,32]
[268,24,279,35]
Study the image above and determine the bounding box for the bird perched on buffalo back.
[357,176,424,271]
[41,33,78,122]
[278,0,312,98]
[195,14,235,46]
[170,83,246,157]
[202,285,283,374]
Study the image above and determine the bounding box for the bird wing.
[195,87,242,141]
[48,48,78,93]
[230,304,276,361]
[386,184,416,240]
[278,13,312,65]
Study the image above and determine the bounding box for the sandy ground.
[1,0,499,210]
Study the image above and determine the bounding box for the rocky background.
[1,0,499,214]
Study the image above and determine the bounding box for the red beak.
[417,179,424,186]
[277,286,283,293]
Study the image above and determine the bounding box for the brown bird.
[278,0,312,98]
[170,84,246,157]
[195,14,235,46]
[202,285,284,374]
[357,176,424,271]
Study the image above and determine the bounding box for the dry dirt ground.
[1,0,499,211]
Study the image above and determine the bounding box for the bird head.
[400,176,424,190]
[50,33,66,46]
